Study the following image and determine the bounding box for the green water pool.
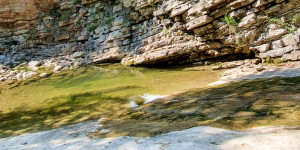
[0,64,221,137]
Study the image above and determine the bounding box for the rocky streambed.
[0,63,299,149]
[0,64,221,138]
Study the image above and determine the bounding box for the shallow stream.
[0,64,221,138]
[1,64,299,139]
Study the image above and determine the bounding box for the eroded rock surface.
[0,0,299,83]
[0,0,54,34]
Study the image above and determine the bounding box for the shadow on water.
[0,86,140,138]
[2,64,299,139]
[92,76,300,138]
[0,64,223,139]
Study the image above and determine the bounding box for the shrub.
[287,27,296,34]
[60,9,73,21]
[269,16,297,35]
[269,17,286,26]
[225,14,238,28]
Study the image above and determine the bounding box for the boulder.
[272,40,284,49]
[28,61,42,71]
[22,71,37,80]
[255,43,270,53]
[282,34,300,46]
[93,48,125,63]
[74,58,87,66]
[39,73,48,78]
[53,65,63,73]
[72,52,86,59]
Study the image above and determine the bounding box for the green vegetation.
[287,27,296,34]
[225,14,238,31]
[59,9,73,21]
[87,25,96,31]
[101,16,114,26]
[269,15,299,35]
[87,6,115,31]
[269,17,286,26]
[29,29,38,40]
[149,3,158,8]
[292,13,300,24]
[38,14,49,25]
[152,25,157,31]
[88,12,114,31]
[72,0,82,4]
[224,14,242,46]
[59,26,68,32]
[265,56,283,66]
[141,1,159,9]
[16,66,31,72]
[162,26,172,37]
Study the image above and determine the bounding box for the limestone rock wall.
[0,0,55,38]
[0,0,299,66]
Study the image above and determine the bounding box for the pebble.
[256,66,266,71]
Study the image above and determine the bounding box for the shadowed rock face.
[0,0,54,33]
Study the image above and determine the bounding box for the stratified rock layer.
[0,0,54,35]
[0,0,299,66]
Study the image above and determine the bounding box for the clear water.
[0,64,221,137]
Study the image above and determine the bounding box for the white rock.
[255,43,270,53]
[39,73,48,78]
[238,13,256,28]
[53,65,63,73]
[282,34,300,46]
[22,71,37,80]
[16,72,23,81]
[27,61,42,69]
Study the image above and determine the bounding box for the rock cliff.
[0,0,54,36]
[0,0,299,66]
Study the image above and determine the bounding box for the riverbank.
[0,119,299,150]
[209,61,300,85]
[0,64,299,149]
